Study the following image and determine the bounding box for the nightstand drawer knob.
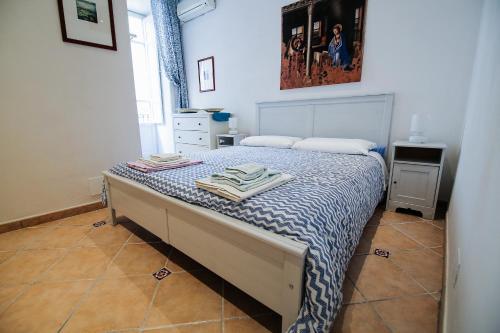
[393,181,397,184]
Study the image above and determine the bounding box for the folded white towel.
[150,153,182,162]
[195,174,293,202]
[139,158,190,167]
[211,169,281,191]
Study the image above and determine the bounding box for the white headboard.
[256,94,394,152]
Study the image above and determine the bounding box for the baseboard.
[0,201,105,234]
[440,212,450,333]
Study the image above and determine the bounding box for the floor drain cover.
[153,268,171,280]
[93,221,106,228]
[374,248,390,258]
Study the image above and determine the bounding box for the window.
[291,25,304,37]
[313,21,321,38]
[128,12,163,124]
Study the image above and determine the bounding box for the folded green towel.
[211,170,281,192]
[224,163,267,181]
[211,169,269,185]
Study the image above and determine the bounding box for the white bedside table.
[216,134,248,148]
[386,141,446,219]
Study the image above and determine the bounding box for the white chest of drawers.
[172,113,228,154]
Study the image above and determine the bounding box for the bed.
[103,94,394,333]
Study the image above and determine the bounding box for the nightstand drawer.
[390,163,439,207]
[174,130,209,146]
[173,117,209,131]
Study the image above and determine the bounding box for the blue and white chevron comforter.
[109,146,385,333]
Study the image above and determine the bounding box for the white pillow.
[240,135,303,149]
[291,137,377,155]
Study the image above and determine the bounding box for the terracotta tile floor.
[0,208,444,333]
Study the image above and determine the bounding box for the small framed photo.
[57,0,117,51]
[198,56,215,92]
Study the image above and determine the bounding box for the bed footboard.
[103,171,307,332]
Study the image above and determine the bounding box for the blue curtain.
[151,0,189,108]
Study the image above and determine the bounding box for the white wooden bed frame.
[103,94,394,332]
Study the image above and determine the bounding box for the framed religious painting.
[198,56,215,92]
[280,0,367,89]
[57,0,117,50]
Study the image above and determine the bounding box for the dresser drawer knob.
[178,136,181,139]
[199,137,202,140]
[198,122,201,126]
[177,122,180,126]
[393,181,397,184]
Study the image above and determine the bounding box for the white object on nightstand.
[408,113,427,143]
[228,117,238,134]
[172,113,228,154]
[216,133,248,148]
[386,141,446,219]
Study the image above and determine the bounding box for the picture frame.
[280,0,367,89]
[198,56,215,92]
[57,0,117,51]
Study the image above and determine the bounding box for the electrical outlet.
[88,176,104,196]
[453,247,461,288]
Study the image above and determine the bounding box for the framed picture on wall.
[198,56,215,92]
[57,0,117,51]
[280,0,367,89]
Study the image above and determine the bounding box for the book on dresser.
[172,113,228,154]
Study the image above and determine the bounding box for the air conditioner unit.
[177,0,215,23]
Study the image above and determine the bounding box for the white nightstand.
[216,134,248,148]
[386,141,446,219]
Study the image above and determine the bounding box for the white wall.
[443,0,500,332]
[0,0,141,222]
[181,0,484,200]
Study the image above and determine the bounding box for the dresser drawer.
[175,143,209,154]
[174,130,209,146]
[173,117,209,131]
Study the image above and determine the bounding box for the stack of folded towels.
[127,153,202,173]
[195,163,293,202]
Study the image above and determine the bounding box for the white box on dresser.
[386,141,446,219]
[172,113,228,153]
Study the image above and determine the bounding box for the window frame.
[128,11,164,125]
